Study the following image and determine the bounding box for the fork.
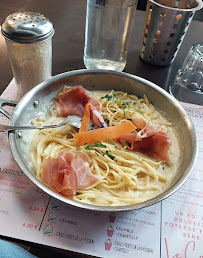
[0,115,82,131]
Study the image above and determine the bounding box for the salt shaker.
[1,11,54,96]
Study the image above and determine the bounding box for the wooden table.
[0,0,202,256]
[0,0,202,95]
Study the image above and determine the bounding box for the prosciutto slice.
[41,151,98,197]
[129,131,171,161]
[132,117,147,129]
[55,85,101,117]
[118,121,171,161]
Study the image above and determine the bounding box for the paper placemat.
[0,80,202,257]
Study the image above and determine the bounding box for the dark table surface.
[0,0,202,95]
[0,0,202,256]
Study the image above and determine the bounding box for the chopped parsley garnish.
[95,151,99,156]
[108,139,118,148]
[122,101,132,106]
[103,151,115,160]
[104,119,110,126]
[105,95,114,100]
[101,90,116,101]
[85,142,106,150]
[124,141,129,149]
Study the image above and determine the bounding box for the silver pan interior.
[9,69,198,211]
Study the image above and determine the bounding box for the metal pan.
[0,69,198,211]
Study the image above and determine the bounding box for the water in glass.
[84,0,136,72]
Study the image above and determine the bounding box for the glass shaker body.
[5,38,52,96]
[1,11,54,97]
[84,0,137,72]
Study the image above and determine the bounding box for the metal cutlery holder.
[140,0,203,66]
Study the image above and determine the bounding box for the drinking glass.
[84,0,138,72]
[169,43,203,105]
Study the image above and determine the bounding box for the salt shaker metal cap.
[1,11,54,43]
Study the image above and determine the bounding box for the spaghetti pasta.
[30,89,180,206]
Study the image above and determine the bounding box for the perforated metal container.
[1,11,54,96]
[140,0,203,66]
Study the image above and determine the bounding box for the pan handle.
[0,98,18,119]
